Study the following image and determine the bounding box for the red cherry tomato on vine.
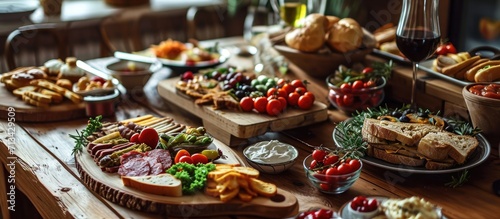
[348,159,361,171]
[435,45,447,55]
[288,92,300,106]
[303,91,315,102]
[266,99,282,116]
[352,80,364,90]
[282,83,295,94]
[342,94,354,106]
[362,67,373,74]
[312,149,327,161]
[340,83,351,93]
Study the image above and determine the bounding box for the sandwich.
[362,117,479,170]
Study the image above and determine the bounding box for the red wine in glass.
[396,29,440,62]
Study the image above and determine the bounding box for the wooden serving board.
[0,85,86,122]
[75,139,299,218]
[157,78,329,146]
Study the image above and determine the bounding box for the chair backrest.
[187,5,227,41]
[4,23,69,71]
[100,13,142,54]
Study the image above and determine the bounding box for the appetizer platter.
[157,67,329,146]
[0,57,116,122]
[332,107,491,174]
[74,115,299,218]
[123,39,231,74]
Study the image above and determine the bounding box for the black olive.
[391,110,402,117]
[444,125,454,132]
[418,111,429,118]
[381,117,392,121]
[399,115,410,122]
[403,109,413,115]
[235,90,245,99]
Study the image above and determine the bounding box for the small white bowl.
[347,201,379,219]
[243,140,298,174]
[106,60,161,91]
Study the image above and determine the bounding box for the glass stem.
[411,62,418,109]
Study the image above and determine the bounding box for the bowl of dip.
[243,140,299,174]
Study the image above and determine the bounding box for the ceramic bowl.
[243,140,299,174]
[106,60,161,91]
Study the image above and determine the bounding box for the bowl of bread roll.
[271,14,376,78]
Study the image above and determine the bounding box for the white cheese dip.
[244,140,297,164]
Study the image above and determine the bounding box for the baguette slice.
[248,178,277,198]
[121,173,182,197]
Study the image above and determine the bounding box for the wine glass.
[396,0,441,109]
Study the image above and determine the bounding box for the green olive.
[201,149,219,160]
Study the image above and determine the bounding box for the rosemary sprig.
[70,115,103,155]
[445,170,470,188]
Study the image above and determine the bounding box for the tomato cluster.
[349,196,378,213]
[174,149,209,164]
[469,83,500,99]
[240,79,315,116]
[309,149,361,191]
[435,42,457,56]
[295,208,337,219]
[129,127,159,148]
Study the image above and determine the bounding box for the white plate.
[333,118,491,174]
[0,1,38,22]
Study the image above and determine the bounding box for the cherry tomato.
[267,87,278,97]
[253,97,268,113]
[435,45,447,55]
[276,78,286,87]
[266,99,282,116]
[348,159,361,172]
[336,163,351,175]
[303,91,315,102]
[309,159,319,169]
[323,155,339,166]
[282,83,295,94]
[445,43,457,54]
[276,88,288,99]
[365,199,378,212]
[277,96,287,110]
[191,153,209,164]
[314,208,333,219]
[352,80,364,90]
[291,79,305,89]
[239,97,254,112]
[319,183,331,191]
[295,86,306,95]
[325,167,339,176]
[178,155,193,164]
[342,94,354,106]
[129,133,140,143]
[312,149,327,161]
[364,80,375,88]
[340,83,351,93]
[174,149,190,164]
[298,95,314,110]
[181,71,194,81]
[138,127,159,148]
[288,92,300,106]
[351,196,367,209]
[362,67,373,74]
[91,76,106,84]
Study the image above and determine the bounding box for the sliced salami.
[146,149,172,170]
[149,163,164,175]
[118,157,150,176]
[120,150,144,165]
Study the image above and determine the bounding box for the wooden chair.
[100,13,142,55]
[4,23,69,71]
[186,5,227,41]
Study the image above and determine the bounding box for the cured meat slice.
[118,157,150,176]
[146,149,172,170]
[149,163,164,175]
[120,150,144,164]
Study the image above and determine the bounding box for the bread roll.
[327,18,363,53]
[285,14,327,52]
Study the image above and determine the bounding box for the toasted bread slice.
[121,173,182,197]
[248,178,277,198]
[417,132,453,161]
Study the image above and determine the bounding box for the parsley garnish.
[445,170,470,188]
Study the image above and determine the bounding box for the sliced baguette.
[248,178,277,198]
[121,173,182,197]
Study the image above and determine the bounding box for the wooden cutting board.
[0,85,86,122]
[157,78,329,146]
[75,139,299,218]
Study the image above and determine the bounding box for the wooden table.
[1,37,499,219]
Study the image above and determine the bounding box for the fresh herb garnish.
[445,169,470,188]
[70,115,103,155]
[332,60,393,87]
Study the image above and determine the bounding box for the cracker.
[24,91,52,104]
[39,89,63,103]
[30,79,82,104]
[21,94,49,108]
[12,86,39,98]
